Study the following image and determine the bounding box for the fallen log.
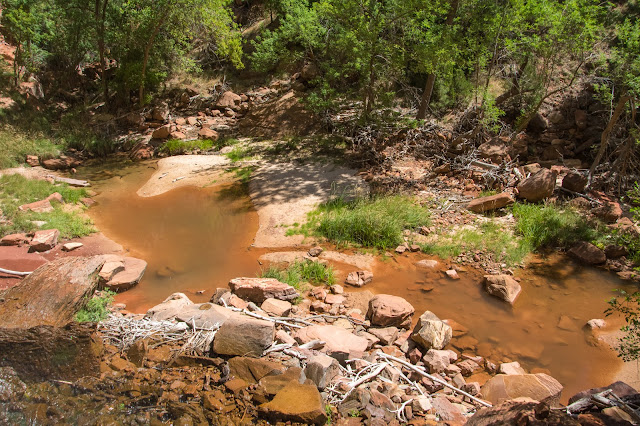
[53,176,91,187]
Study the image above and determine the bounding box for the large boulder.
[259,382,327,425]
[561,171,588,193]
[467,400,579,426]
[151,125,171,139]
[216,91,242,110]
[517,169,556,202]
[467,193,514,213]
[481,373,564,407]
[411,311,452,350]
[229,277,299,304]
[146,293,193,321]
[484,275,522,305]
[367,294,415,329]
[0,256,104,328]
[213,313,274,357]
[0,257,105,381]
[568,241,606,265]
[293,325,368,362]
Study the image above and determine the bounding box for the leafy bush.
[606,290,640,362]
[225,145,253,162]
[76,290,116,323]
[315,196,430,249]
[513,203,599,250]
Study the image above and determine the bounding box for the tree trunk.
[415,0,459,119]
[95,0,110,107]
[588,94,632,185]
[139,10,169,107]
[416,74,436,119]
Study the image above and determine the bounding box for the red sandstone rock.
[0,233,29,246]
[569,241,606,265]
[229,277,299,303]
[345,270,373,287]
[517,169,556,202]
[484,275,522,305]
[367,294,414,329]
[467,193,514,213]
[481,373,564,407]
[294,325,368,362]
[29,229,59,252]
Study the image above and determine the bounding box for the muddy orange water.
[79,160,636,402]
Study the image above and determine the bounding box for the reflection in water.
[79,160,633,403]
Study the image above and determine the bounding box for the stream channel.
[78,160,638,403]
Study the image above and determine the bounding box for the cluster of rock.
[105,276,578,425]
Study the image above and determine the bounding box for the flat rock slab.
[467,193,514,213]
[294,325,368,362]
[104,257,147,291]
[481,373,564,407]
[229,277,298,303]
[137,155,231,197]
[0,256,104,328]
[146,292,194,321]
[175,303,232,328]
[259,382,327,425]
[249,162,367,248]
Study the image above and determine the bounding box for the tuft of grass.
[225,145,253,162]
[76,290,115,323]
[0,174,94,237]
[310,196,430,249]
[259,259,335,289]
[228,166,254,184]
[0,129,61,169]
[159,138,220,156]
[421,221,529,267]
[513,203,600,250]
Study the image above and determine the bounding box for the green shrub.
[0,129,61,169]
[315,196,430,249]
[513,203,599,250]
[76,290,116,323]
[259,259,335,288]
[225,145,253,162]
[159,138,219,155]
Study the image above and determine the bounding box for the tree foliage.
[1,0,242,106]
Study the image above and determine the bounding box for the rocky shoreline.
[0,253,638,425]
